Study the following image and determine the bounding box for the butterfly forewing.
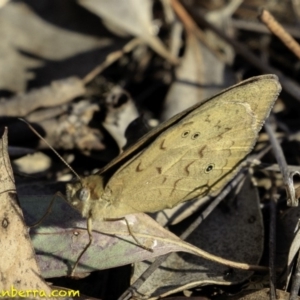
[91,76,281,217]
[97,75,280,175]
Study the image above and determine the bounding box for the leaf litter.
[0,0,300,299]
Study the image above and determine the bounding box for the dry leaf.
[1,77,85,117]
[19,179,264,278]
[0,1,122,92]
[0,129,54,299]
[79,0,178,63]
[102,86,139,150]
[161,32,235,121]
[132,176,264,299]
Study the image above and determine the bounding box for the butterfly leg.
[106,217,153,252]
[29,191,66,228]
[71,217,153,276]
[71,216,93,277]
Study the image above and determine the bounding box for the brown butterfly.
[66,75,281,222]
[23,74,281,274]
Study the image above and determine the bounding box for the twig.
[170,0,227,62]
[289,252,300,300]
[232,19,300,39]
[259,9,300,60]
[251,162,300,173]
[269,183,279,300]
[83,38,142,84]
[265,121,299,206]
[179,1,300,102]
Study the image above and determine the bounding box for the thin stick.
[170,0,226,62]
[232,19,300,39]
[269,183,278,300]
[289,252,300,300]
[176,1,300,102]
[83,38,142,84]
[265,121,298,206]
[259,9,300,60]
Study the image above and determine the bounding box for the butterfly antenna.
[19,118,82,182]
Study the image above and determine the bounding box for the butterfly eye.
[77,188,90,202]
[205,164,215,173]
[181,130,190,138]
[191,132,200,139]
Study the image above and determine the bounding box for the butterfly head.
[66,175,105,218]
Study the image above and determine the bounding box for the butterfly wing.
[99,75,281,216]
[98,75,280,175]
